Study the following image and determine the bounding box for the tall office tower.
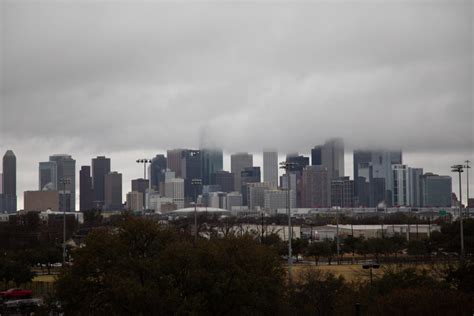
[311,146,322,166]
[318,138,344,180]
[302,165,330,208]
[247,182,275,210]
[211,171,235,192]
[353,150,372,201]
[131,178,148,207]
[392,164,410,207]
[331,177,354,208]
[421,173,452,207]
[79,166,93,211]
[91,156,111,209]
[353,149,402,207]
[150,154,167,193]
[181,150,202,204]
[263,150,278,186]
[39,161,57,191]
[231,153,253,193]
[164,178,185,209]
[280,172,297,209]
[409,168,423,207]
[104,172,122,211]
[1,150,17,213]
[167,149,185,178]
[49,154,76,212]
[240,167,261,205]
[0,173,2,193]
[201,148,223,185]
[286,155,309,207]
[126,191,143,212]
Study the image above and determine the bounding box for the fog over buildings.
[0,1,472,208]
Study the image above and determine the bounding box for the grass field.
[33,274,57,283]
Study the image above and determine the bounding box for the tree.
[291,238,308,263]
[0,257,35,289]
[53,217,287,315]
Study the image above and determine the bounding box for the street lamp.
[192,178,202,246]
[59,177,71,265]
[465,160,471,212]
[362,263,380,287]
[451,164,464,262]
[136,159,152,212]
[280,161,296,284]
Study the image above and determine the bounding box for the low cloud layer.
[1,1,472,207]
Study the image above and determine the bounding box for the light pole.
[59,178,71,265]
[136,159,152,212]
[280,161,295,284]
[335,206,340,263]
[192,178,202,246]
[451,164,464,262]
[465,160,471,213]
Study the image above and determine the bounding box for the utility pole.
[280,161,295,284]
[451,165,464,262]
[59,178,71,265]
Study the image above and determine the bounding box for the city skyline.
[0,146,471,210]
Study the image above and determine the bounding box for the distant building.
[49,154,75,212]
[91,156,111,209]
[104,172,122,211]
[164,178,185,210]
[263,150,278,187]
[392,164,410,207]
[302,165,330,208]
[181,150,202,204]
[247,182,276,210]
[240,167,261,205]
[315,138,345,180]
[421,173,452,207]
[79,166,93,211]
[286,155,309,207]
[131,178,148,208]
[167,149,185,178]
[24,190,59,212]
[264,189,295,210]
[226,192,243,211]
[38,161,57,191]
[201,148,223,186]
[231,153,253,194]
[409,168,423,207]
[1,150,16,213]
[150,154,167,193]
[127,191,143,212]
[211,170,234,192]
[280,173,297,208]
[331,177,354,208]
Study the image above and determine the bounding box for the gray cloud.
[0,0,473,207]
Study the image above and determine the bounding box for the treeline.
[35,217,473,315]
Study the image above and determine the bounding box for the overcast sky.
[1,0,472,208]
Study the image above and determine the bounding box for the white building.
[127,191,143,212]
[392,164,411,207]
[263,150,278,187]
[226,191,243,211]
[247,182,276,210]
[164,178,185,210]
[264,189,295,210]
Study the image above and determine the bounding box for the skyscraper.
[231,153,253,193]
[79,166,93,211]
[131,178,148,207]
[302,165,330,208]
[211,171,235,192]
[240,167,261,205]
[167,149,185,178]
[408,168,423,207]
[49,154,75,212]
[150,154,167,193]
[164,178,185,209]
[104,172,122,211]
[392,164,410,207]
[181,150,202,204]
[331,177,354,208]
[311,146,322,166]
[320,138,344,180]
[201,148,223,185]
[421,173,452,207]
[263,150,278,186]
[92,156,111,209]
[39,161,57,191]
[1,150,17,213]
